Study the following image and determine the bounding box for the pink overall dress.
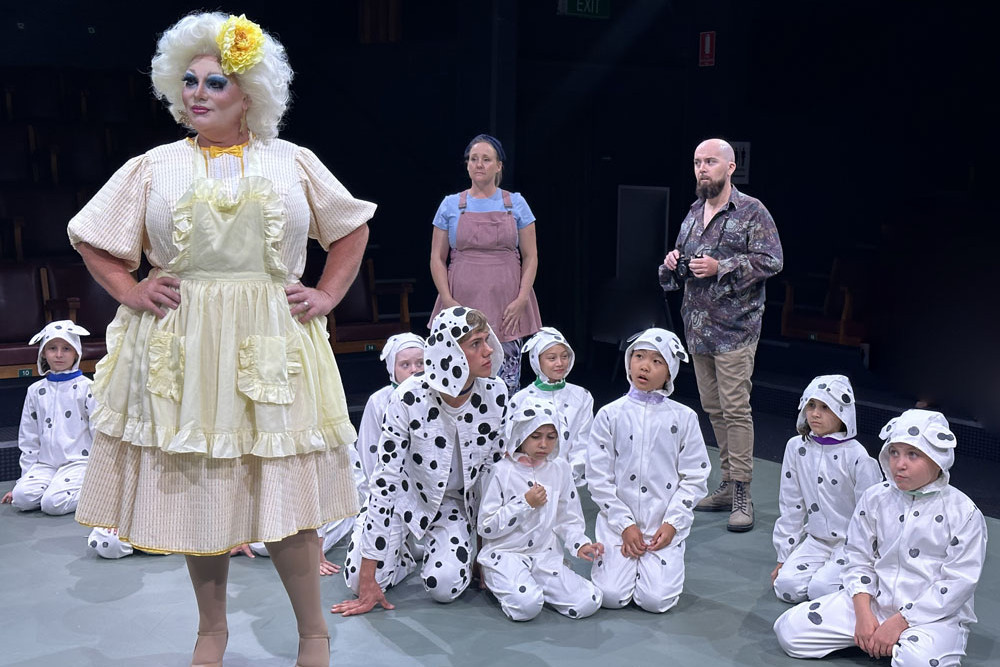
[431,190,541,392]
[431,190,541,341]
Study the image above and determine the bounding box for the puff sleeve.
[296,147,376,249]
[67,155,151,271]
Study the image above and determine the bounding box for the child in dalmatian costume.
[2,321,94,515]
[477,397,604,621]
[353,333,427,491]
[326,334,427,576]
[587,328,710,613]
[774,410,988,666]
[771,375,883,603]
[510,327,594,486]
[335,307,508,615]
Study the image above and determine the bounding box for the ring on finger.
[303,300,310,308]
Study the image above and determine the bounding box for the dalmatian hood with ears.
[504,397,569,459]
[796,374,858,440]
[30,320,90,375]
[423,306,504,398]
[623,327,688,397]
[879,409,956,490]
[521,327,575,383]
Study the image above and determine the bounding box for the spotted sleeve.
[358,391,410,562]
[477,462,532,539]
[662,408,710,540]
[841,486,882,598]
[773,437,809,563]
[901,501,987,626]
[17,384,42,475]
[586,404,636,535]
[552,461,592,558]
[566,389,594,485]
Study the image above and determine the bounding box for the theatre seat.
[781,255,870,347]
[328,258,414,354]
[0,261,47,378]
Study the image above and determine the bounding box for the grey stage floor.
[1,447,997,667]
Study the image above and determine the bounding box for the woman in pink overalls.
[429,134,542,394]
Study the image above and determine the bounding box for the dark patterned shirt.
[659,186,783,355]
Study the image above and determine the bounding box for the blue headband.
[464,134,506,162]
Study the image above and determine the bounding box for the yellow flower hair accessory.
[216,14,265,75]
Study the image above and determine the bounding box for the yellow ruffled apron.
[77,144,358,554]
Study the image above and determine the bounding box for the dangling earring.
[178,109,191,127]
[240,110,247,137]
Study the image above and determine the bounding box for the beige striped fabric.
[77,432,359,555]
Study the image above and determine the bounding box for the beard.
[695,176,726,200]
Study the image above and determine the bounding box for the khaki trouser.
[692,342,757,483]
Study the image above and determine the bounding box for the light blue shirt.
[432,190,536,248]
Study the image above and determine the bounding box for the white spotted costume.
[510,327,594,486]
[337,334,426,571]
[775,410,988,666]
[11,321,95,515]
[345,307,507,602]
[772,375,883,602]
[587,328,710,612]
[354,333,426,493]
[477,398,602,621]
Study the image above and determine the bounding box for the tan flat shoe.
[191,629,228,667]
[295,633,330,667]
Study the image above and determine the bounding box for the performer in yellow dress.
[69,12,373,667]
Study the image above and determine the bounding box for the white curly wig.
[150,12,293,142]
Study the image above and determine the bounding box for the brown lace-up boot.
[727,481,754,532]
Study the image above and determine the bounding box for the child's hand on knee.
[770,562,782,585]
[620,525,646,558]
[525,484,547,508]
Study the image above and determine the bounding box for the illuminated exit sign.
[557,0,610,20]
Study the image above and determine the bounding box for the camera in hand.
[673,252,704,281]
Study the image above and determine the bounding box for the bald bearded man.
[660,138,783,532]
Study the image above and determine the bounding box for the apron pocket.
[236,334,302,405]
[147,330,185,400]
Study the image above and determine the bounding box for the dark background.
[2,0,996,431]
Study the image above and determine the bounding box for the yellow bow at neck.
[204,144,246,159]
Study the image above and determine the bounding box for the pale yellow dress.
[68,137,375,555]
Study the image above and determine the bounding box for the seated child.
[774,409,988,665]
[353,333,426,492]
[511,327,594,486]
[771,374,882,603]
[587,328,710,613]
[337,334,426,574]
[2,321,94,515]
[477,398,604,621]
